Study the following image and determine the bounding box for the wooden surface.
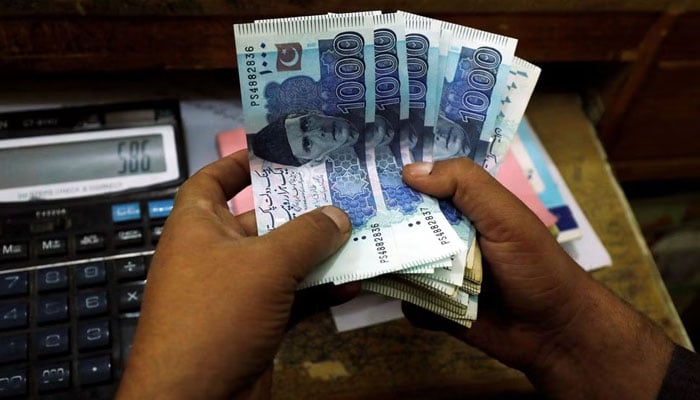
[606,63,700,181]
[0,13,655,73]
[594,10,700,182]
[2,0,699,16]
[271,93,691,400]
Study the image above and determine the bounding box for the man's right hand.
[401,158,675,399]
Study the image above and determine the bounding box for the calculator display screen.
[0,125,181,202]
[0,135,166,189]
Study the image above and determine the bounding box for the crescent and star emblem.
[276,43,303,71]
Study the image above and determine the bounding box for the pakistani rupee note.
[480,57,541,174]
[367,13,462,269]
[235,15,464,287]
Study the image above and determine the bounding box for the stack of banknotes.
[234,11,540,327]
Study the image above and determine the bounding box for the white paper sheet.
[530,130,612,271]
[330,294,403,332]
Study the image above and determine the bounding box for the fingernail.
[321,206,351,233]
[406,162,433,176]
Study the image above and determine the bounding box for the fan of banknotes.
[233,11,540,327]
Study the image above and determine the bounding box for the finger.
[259,206,351,282]
[234,210,258,237]
[402,158,548,243]
[176,150,250,205]
[287,282,361,329]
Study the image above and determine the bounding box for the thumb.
[402,158,550,244]
[258,206,351,283]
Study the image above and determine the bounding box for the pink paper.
[216,128,254,215]
[496,151,558,228]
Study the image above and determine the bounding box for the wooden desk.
[272,93,692,400]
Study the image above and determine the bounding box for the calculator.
[0,100,188,398]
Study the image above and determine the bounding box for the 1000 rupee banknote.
[236,16,387,286]
[368,12,458,270]
[480,57,541,174]
[398,13,472,279]
[431,21,517,277]
[400,12,440,164]
[400,14,481,281]
[363,275,478,326]
[365,242,482,326]
[436,23,517,163]
[235,15,464,287]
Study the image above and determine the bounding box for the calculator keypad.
[0,256,151,398]
[0,273,28,298]
[35,361,71,392]
[0,369,27,397]
[0,335,27,363]
[36,296,69,324]
[0,244,28,262]
[36,268,69,292]
[78,356,112,386]
[0,303,28,331]
[0,195,173,398]
[35,328,70,357]
[75,263,107,288]
[76,233,106,253]
[114,257,146,282]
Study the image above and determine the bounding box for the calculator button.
[37,296,69,324]
[147,199,174,219]
[0,273,28,297]
[151,225,164,243]
[112,202,141,223]
[35,361,71,392]
[77,291,109,318]
[115,229,144,247]
[0,334,27,363]
[119,285,144,312]
[30,220,56,234]
[37,238,67,257]
[36,327,70,357]
[0,368,27,397]
[76,233,106,253]
[115,257,146,281]
[78,355,112,386]
[75,262,107,287]
[37,267,69,292]
[77,320,110,351]
[0,303,27,331]
[0,243,28,262]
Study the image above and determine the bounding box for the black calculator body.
[0,101,188,398]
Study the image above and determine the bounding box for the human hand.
[116,150,357,400]
[401,158,674,399]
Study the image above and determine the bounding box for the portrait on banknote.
[249,109,360,166]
